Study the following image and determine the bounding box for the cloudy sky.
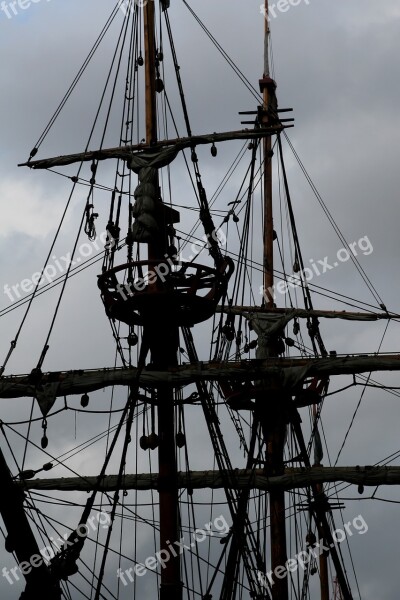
[0,1,400,599]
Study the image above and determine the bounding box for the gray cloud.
[0,1,399,598]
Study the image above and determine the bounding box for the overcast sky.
[1,1,400,599]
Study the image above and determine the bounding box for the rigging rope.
[334,320,391,467]
[283,131,386,310]
[29,3,123,155]
[181,0,262,104]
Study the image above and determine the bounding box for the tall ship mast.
[0,2,399,600]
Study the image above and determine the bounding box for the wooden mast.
[314,401,330,600]
[262,1,274,304]
[0,448,61,599]
[259,7,331,598]
[259,4,289,600]
[143,3,182,599]
[144,1,157,146]
[319,514,330,600]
